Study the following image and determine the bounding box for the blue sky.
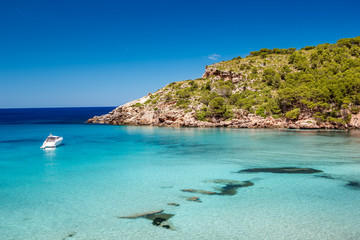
[1,0,359,108]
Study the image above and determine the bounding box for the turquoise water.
[1,109,360,239]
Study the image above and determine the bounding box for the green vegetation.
[132,102,143,108]
[137,37,360,123]
[285,108,300,120]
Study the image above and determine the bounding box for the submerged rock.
[118,210,164,219]
[181,189,217,195]
[207,179,251,185]
[186,196,201,202]
[118,210,175,230]
[145,213,175,230]
[62,232,76,240]
[207,179,254,195]
[314,174,360,191]
[167,202,180,206]
[183,179,255,197]
[216,181,254,196]
[238,167,322,174]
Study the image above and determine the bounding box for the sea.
[0,107,360,240]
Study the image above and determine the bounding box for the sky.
[1,0,360,108]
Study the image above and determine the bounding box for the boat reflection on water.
[43,147,56,157]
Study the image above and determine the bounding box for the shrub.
[301,46,315,50]
[132,102,143,108]
[202,81,211,91]
[207,97,229,118]
[223,109,233,119]
[256,107,266,118]
[176,99,190,109]
[189,80,198,91]
[263,68,281,88]
[217,85,232,97]
[151,96,160,104]
[176,89,191,99]
[285,108,300,120]
[164,94,172,102]
[327,117,345,124]
[200,91,219,106]
[351,106,360,114]
[252,67,258,74]
[229,93,243,107]
[196,108,208,121]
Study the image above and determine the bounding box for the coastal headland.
[88,37,360,129]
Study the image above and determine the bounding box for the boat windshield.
[46,137,57,142]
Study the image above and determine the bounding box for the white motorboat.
[40,134,63,149]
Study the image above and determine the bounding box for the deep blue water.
[0,107,115,125]
[1,108,360,240]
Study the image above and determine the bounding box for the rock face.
[202,66,244,84]
[87,67,358,129]
[87,102,358,129]
[349,112,360,128]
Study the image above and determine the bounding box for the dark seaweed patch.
[119,210,175,230]
[314,174,335,180]
[145,213,174,230]
[346,181,360,190]
[183,179,254,197]
[314,175,360,191]
[217,181,254,196]
[181,189,217,195]
[238,167,322,174]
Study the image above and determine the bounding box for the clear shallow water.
[1,108,360,239]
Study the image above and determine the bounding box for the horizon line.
[0,106,117,110]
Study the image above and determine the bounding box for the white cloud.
[208,53,221,60]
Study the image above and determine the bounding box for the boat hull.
[41,137,63,149]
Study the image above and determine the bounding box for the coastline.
[86,103,360,130]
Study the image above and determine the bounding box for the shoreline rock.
[86,103,358,129]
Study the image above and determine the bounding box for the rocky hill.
[87,37,360,129]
